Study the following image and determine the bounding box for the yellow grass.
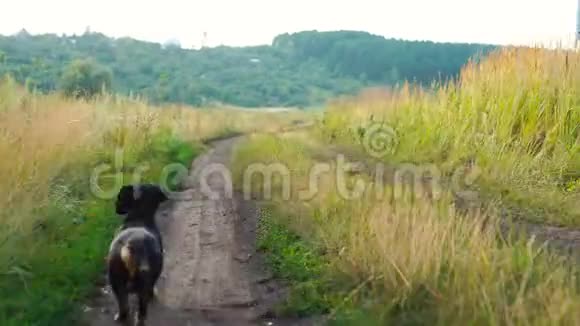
[231,46,580,324]
[0,77,312,324]
[232,133,580,325]
[0,76,309,244]
[319,46,580,226]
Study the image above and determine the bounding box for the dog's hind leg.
[112,290,129,322]
[110,277,130,323]
[136,289,151,326]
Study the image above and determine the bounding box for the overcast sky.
[0,0,577,48]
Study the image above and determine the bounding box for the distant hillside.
[0,30,496,107]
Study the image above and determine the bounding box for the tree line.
[0,29,495,107]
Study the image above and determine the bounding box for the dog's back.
[118,221,163,253]
[107,227,163,324]
[108,227,163,293]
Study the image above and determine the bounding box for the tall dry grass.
[319,46,580,226]
[0,75,308,255]
[232,133,580,325]
[231,47,580,323]
[0,77,310,324]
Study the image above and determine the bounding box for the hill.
[0,30,495,107]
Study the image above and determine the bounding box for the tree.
[59,58,112,99]
[0,30,495,107]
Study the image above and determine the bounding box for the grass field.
[0,76,308,325]
[1,43,578,325]
[231,46,580,325]
[320,46,579,226]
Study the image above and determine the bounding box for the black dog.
[114,184,168,250]
[107,184,168,325]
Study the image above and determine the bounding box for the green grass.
[232,48,580,325]
[0,77,311,326]
[231,132,580,326]
[319,47,579,227]
[229,46,580,326]
[256,204,462,326]
[257,206,333,317]
[0,133,200,326]
[258,206,384,326]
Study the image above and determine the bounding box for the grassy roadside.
[0,134,199,326]
[0,78,310,325]
[232,130,580,325]
[230,47,580,325]
[257,205,333,317]
[319,47,579,227]
[0,84,202,324]
[257,204,392,325]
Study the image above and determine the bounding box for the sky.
[0,0,578,48]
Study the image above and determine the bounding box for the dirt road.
[85,138,312,326]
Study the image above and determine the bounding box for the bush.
[60,58,112,99]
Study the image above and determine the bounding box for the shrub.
[60,58,112,99]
